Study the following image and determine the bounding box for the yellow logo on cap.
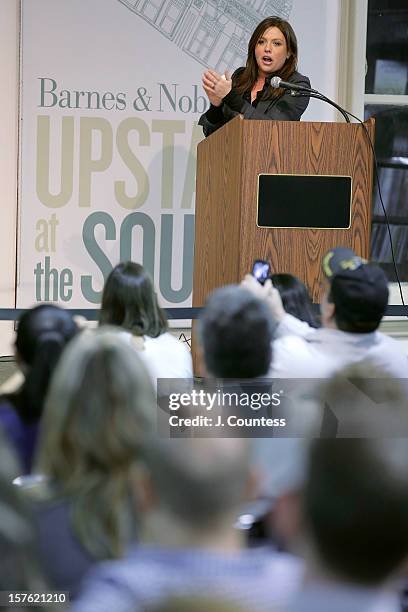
[340,258,364,271]
[323,251,367,278]
[322,252,334,277]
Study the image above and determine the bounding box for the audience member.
[193,284,280,435]
[243,247,408,377]
[199,285,275,378]
[200,286,316,532]
[99,262,192,380]
[269,273,319,328]
[270,365,408,611]
[74,436,303,611]
[26,329,157,598]
[311,361,408,437]
[0,304,78,472]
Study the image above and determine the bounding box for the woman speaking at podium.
[198,16,311,137]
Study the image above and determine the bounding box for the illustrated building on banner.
[117,0,293,73]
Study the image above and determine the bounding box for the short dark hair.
[99,262,167,338]
[199,285,274,378]
[303,437,408,584]
[321,248,388,333]
[327,264,389,333]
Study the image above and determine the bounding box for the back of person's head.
[315,361,408,437]
[99,261,167,338]
[14,304,78,422]
[36,328,157,559]
[141,437,251,529]
[270,273,319,327]
[300,363,408,585]
[199,285,274,378]
[321,247,388,333]
[303,437,408,585]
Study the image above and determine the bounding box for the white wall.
[0,0,19,355]
[291,0,343,122]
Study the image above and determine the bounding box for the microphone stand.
[290,90,351,123]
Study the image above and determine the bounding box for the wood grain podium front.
[191,115,375,371]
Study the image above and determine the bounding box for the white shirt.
[120,330,192,382]
[140,332,193,381]
[271,315,408,379]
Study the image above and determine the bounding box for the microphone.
[269,76,352,123]
[270,76,315,92]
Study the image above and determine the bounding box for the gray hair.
[143,437,251,527]
[199,285,274,378]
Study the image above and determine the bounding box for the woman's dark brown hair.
[234,16,298,100]
[99,261,167,338]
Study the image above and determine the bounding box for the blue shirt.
[74,544,303,612]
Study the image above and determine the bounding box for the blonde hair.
[35,328,156,559]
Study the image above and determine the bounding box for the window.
[364,0,408,280]
[215,36,245,74]
[188,18,221,62]
[160,2,185,35]
[140,0,163,22]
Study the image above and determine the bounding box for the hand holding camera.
[240,260,286,322]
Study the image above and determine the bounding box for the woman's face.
[254,26,288,78]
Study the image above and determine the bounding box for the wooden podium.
[193,115,375,306]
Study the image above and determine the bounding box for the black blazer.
[198,69,311,137]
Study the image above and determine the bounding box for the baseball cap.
[322,247,366,279]
[322,247,389,331]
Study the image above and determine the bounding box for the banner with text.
[18,0,336,310]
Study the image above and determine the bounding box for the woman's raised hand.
[202,69,232,106]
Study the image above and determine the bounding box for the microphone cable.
[292,90,407,316]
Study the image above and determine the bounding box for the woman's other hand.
[202,69,231,106]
